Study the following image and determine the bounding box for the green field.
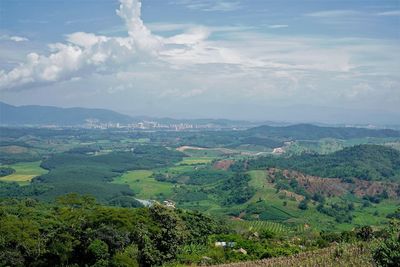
[247,170,302,213]
[0,161,47,185]
[112,170,174,199]
[177,157,213,165]
[181,148,232,157]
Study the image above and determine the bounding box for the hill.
[248,124,400,140]
[0,101,136,126]
[244,144,400,182]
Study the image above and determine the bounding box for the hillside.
[244,144,400,181]
[248,124,400,140]
[0,101,136,126]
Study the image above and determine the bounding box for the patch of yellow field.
[177,157,213,165]
[1,174,36,183]
[0,161,47,185]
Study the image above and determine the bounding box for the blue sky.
[0,0,399,123]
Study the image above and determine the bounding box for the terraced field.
[246,220,289,234]
[0,161,47,185]
[230,220,293,235]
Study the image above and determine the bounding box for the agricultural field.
[178,146,237,157]
[112,170,175,199]
[0,161,47,185]
[177,156,214,165]
[229,220,292,235]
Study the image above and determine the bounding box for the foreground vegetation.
[1,196,399,266]
[212,243,375,267]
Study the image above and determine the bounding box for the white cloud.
[174,0,241,12]
[66,32,109,48]
[305,10,361,17]
[377,10,400,16]
[0,0,164,89]
[0,35,29,42]
[268,24,288,29]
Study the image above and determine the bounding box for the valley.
[0,123,399,266]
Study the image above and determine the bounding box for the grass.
[215,242,375,267]
[0,161,47,185]
[160,165,198,176]
[247,170,302,215]
[112,170,174,199]
[352,199,399,226]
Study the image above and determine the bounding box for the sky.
[0,0,399,124]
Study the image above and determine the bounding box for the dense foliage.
[0,195,226,267]
[239,145,400,181]
[219,172,255,205]
[0,167,15,177]
[373,213,400,267]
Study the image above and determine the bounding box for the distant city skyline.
[0,0,399,124]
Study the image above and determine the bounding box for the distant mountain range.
[0,101,135,126]
[0,102,259,127]
[248,123,400,139]
[1,102,400,133]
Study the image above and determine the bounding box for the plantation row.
[231,220,306,235]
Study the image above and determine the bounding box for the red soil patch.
[267,168,399,198]
[213,160,234,170]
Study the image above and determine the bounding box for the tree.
[373,211,400,267]
[356,226,373,241]
[298,199,308,210]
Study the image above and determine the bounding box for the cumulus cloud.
[0,0,249,90]
[0,0,161,90]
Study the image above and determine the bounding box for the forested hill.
[0,101,135,125]
[241,145,400,181]
[248,124,400,140]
